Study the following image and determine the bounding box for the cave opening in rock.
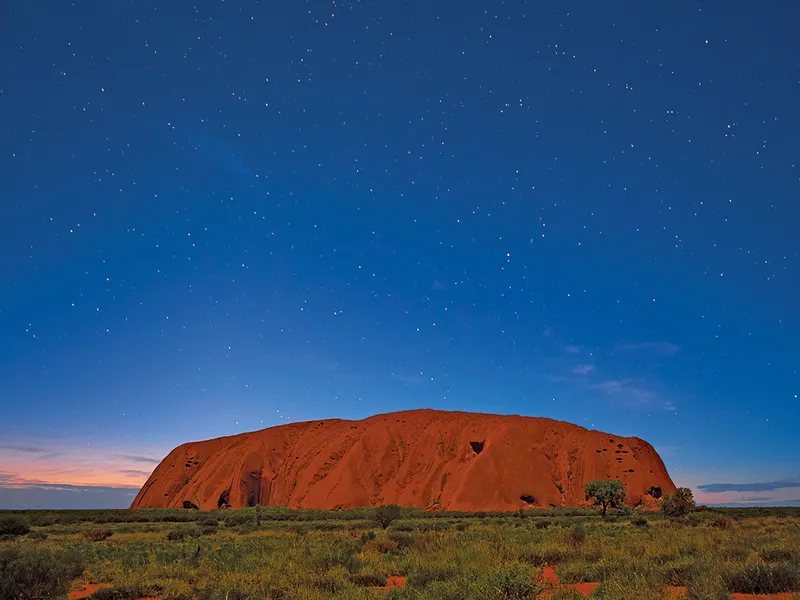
[469,441,485,454]
[182,500,198,510]
[519,494,536,505]
[647,486,663,499]
[217,490,231,509]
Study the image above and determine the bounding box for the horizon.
[2,0,798,510]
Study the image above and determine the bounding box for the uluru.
[131,409,675,511]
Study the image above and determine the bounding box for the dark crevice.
[647,486,663,499]
[217,489,231,509]
[519,494,536,505]
[469,441,485,454]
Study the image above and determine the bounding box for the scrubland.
[2,506,799,600]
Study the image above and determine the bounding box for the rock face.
[131,409,675,511]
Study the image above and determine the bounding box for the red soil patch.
[132,409,675,511]
[373,575,407,591]
[663,585,688,598]
[540,565,560,586]
[565,582,599,596]
[730,595,797,600]
[539,565,599,598]
[68,584,108,600]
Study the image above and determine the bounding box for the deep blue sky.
[1,0,798,508]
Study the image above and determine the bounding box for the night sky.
[1,1,798,509]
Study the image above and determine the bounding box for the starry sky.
[1,0,798,509]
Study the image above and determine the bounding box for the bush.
[569,523,587,547]
[584,480,626,517]
[363,537,398,554]
[631,516,649,527]
[199,517,218,527]
[0,548,84,600]
[662,488,696,518]
[372,504,402,529]
[26,531,48,541]
[0,516,31,536]
[485,564,541,599]
[84,529,113,542]
[223,512,251,528]
[723,562,800,594]
[349,572,387,587]
[166,529,187,541]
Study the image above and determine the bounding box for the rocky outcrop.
[131,409,675,511]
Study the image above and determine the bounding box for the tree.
[372,504,402,529]
[661,488,695,518]
[584,480,626,517]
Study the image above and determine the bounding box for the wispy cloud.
[391,372,425,384]
[118,469,153,478]
[588,378,669,409]
[572,364,594,376]
[119,454,160,464]
[698,480,800,493]
[0,481,140,509]
[618,341,680,356]
[0,438,164,488]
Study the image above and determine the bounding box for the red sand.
[730,595,797,600]
[374,575,407,591]
[539,565,599,598]
[68,584,107,600]
[132,409,675,511]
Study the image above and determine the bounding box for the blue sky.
[1,0,798,508]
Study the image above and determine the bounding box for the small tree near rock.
[584,480,626,518]
[373,504,402,529]
[661,487,695,518]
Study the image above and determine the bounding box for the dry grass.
[0,508,799,599]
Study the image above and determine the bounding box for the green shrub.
[387,530,416,549]
[584,480,626,518]
[407,563,460,587]
[569,523,587,547]
[534,519,551,529]
[723,562,800,594]
[485,564,541,599]
[349,572,387,587]
[662,488,696,518]
[0,548,84,600]
[373,504,403,529]
[631,516,649,527]
[0,516,31,536]
[166,529,187,541]
[761,547,796,562]
[26,531,48,541]
[84,528,113,542]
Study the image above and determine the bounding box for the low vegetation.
[1,505,799,600]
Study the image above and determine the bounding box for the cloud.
[0,481,140,509]
[0,443,50,454]
[698,480,800,493]
[707,499,800,507]
[119,454,160,464]
[618,341,680,356]
[572,364,594,376]
[391,372,425,384]
[563,344,582,354]
[588,378,672,409]
[118,469,153,478]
